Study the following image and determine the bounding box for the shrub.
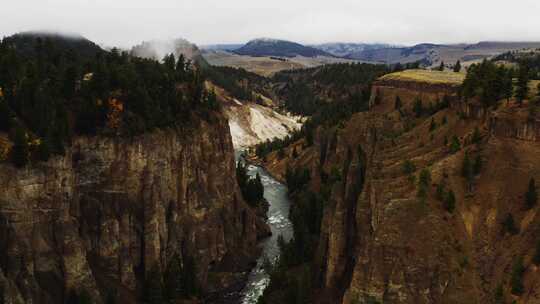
[449,136,461,153]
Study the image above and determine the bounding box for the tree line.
[0,34,220,168]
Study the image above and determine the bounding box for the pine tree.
[533,240,540,266]
[144,265,164,304]
[164,255,184,301]
[413,97,423,117]
[11,126,29,168]
[503,69,514,104]
[494,284,504,304]
[473,154,482,176]
[525,178,537,209]
[449,136,461,154]
[37,135,51,162]
[181,255,198,297]
[439,61,445,71]
[503,213,518,235]
[453,60,461,73]
[444,190,456,213]
[462,152,473,184]
[0,99,11,131]
[395,95,402,110]
[510,257,525,295]
[515,64,529,105]
[472,127,481,144]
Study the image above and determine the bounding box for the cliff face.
[264,76,540,303]
[0,115,266,303]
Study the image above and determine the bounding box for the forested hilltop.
[0,32,270,304]
[0,32,220,167]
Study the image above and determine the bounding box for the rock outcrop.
[0,114,267,303]
[263,73,540,304]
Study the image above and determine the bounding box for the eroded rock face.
[0,115,267,303]
[264,77,540,304]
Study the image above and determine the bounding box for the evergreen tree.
[0,99,11,131]
[439,61,445,71]
[37,135,51,162]
[394,95,402,110]
[164,255,184,301]
[473,154,482,176]
[413,97,423,117]
[510,257,525,295]
[453,60,461,73]
[436,182,445,201]
[525,178,537,209]
[449,136,461,153]
[144,265,164,304]
[533,239,540,266]
[11,126,29,168]
[503,70,514,104]
[494,284,504,304]
[181,255,198,297]
[516,64,529,105]
[472,127,481,144]
[444,190,456,213]
[502,213,518,235]
[462,152,473,185]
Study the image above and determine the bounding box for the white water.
[235,153,293,304]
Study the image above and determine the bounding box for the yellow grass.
[379,69,465,85]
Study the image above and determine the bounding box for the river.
[235,152,294,304]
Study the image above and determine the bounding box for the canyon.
[261,70,540,303]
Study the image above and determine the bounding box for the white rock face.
[226,103,302,149]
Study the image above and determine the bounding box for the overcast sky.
[2,0,540,48]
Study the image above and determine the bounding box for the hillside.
[254,63,540,303]
[311,42,395,57]
[1,31,103,59]
[346,41,540,67]
[0,33,269,304]
[234,38,333,58]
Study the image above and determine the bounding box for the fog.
[2,0,540,48]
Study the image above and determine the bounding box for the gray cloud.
[2,0,540,48]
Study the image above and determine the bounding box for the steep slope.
[234,38,333,58]
[0,115,268,304]
[262,70,540,303]
[207,81,302,149]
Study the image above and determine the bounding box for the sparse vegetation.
[449,136,461,153]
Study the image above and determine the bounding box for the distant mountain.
[201,44,244,51]
[2,31,103,59]
[234,38,333,58]
[345,41,540,66]
[131,38,208,67]
[311,42,397,57]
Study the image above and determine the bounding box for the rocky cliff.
[0,114,268,303]
[263,72,540,303]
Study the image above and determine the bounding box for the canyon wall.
[265,76,540,303]
[0,115,267,303]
